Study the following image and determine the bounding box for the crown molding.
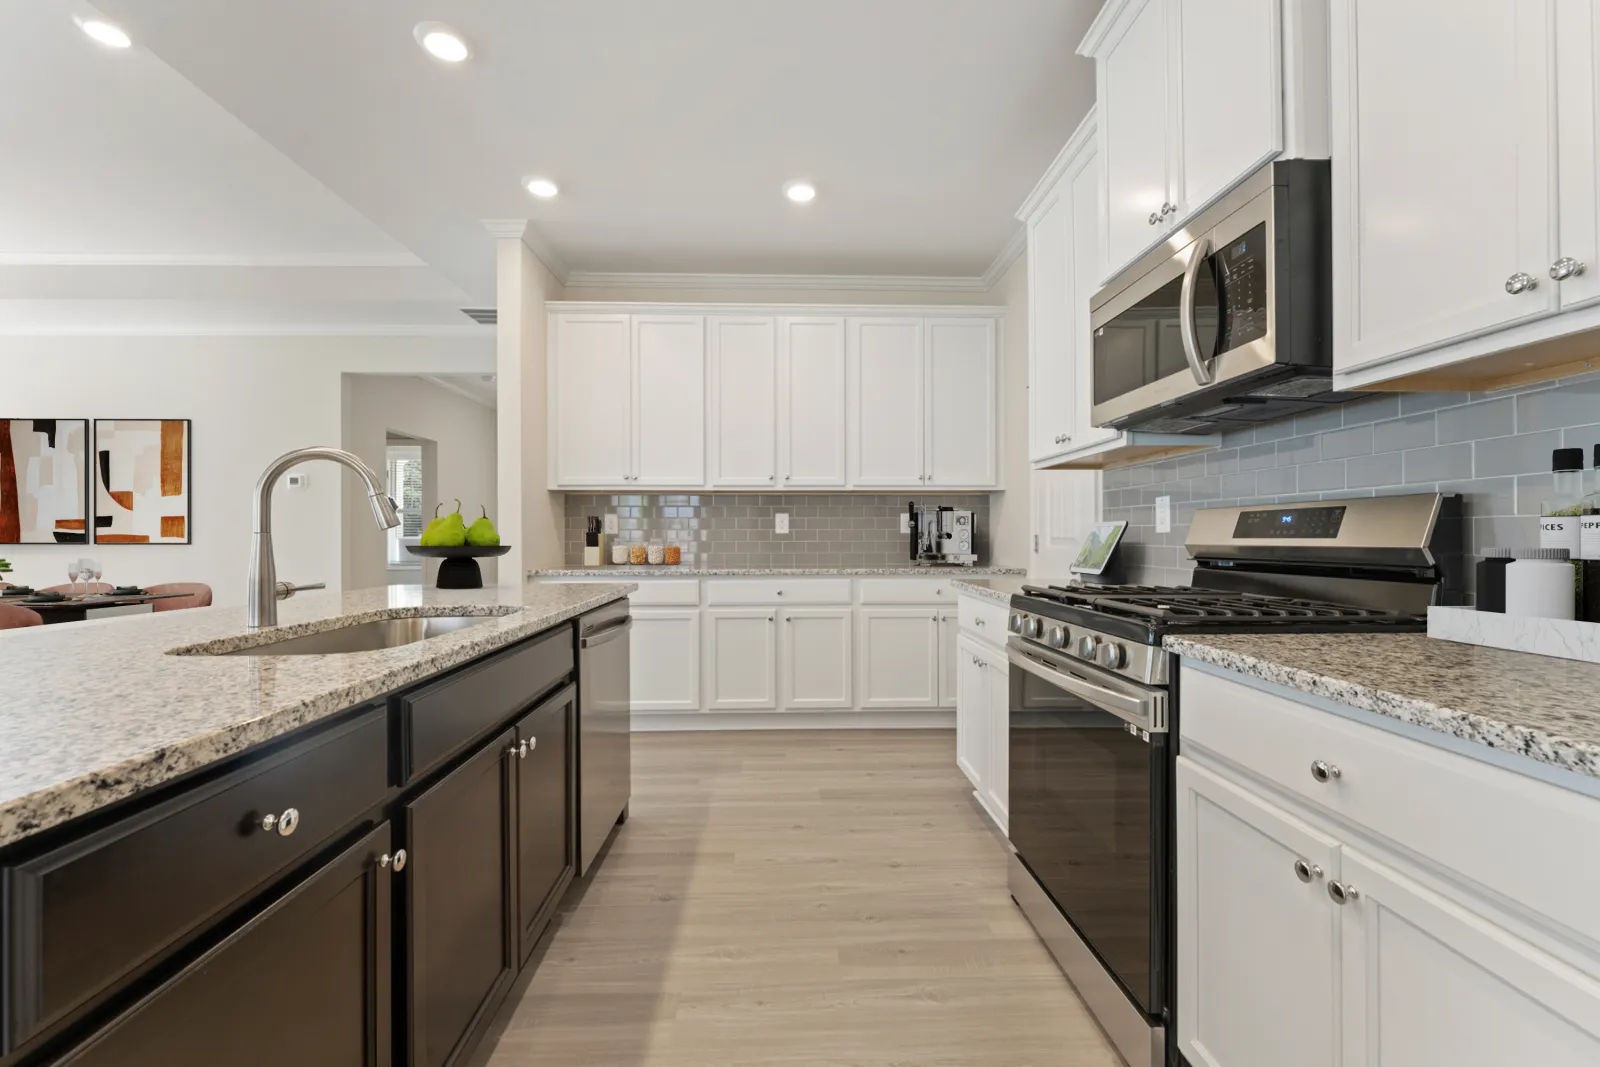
[481,218,569,285]
[1015,106,1099,224]
[1077,0,1142,57]
[0,251,427,268]
[980,227,1027,290]
[561,270,994,293]
[0,323,493,338]
[545,301,1006,317]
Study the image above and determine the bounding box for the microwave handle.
[1179,235,1215,386]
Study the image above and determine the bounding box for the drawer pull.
[1310,760,1342,783]
[528,736,537,751]
[260,807,300,837]
[1328,880,1359,905]
[508,740,529,759]
[1293,859,1324,883]
[379,849,408,873]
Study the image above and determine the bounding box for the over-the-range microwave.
[1089,159,1355,434]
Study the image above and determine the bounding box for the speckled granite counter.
[0,582,633,848]
[535,566,1026,577]
[951,577,1030,607]
[1167,633,1600,780]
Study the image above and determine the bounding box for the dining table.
[3,592,196,624]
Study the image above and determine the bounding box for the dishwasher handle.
[580,615,632,649]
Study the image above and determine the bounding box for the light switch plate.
[775,512,790,534]
[604,513,618,535]
[900,513,911,534]
[285,473,308,489]
[1155,496,1172,534]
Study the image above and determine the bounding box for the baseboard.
[631,710,956,732]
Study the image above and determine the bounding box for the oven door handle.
[1179,235,1215,387]
[1007,646,1165,733]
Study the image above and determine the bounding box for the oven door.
[1007,640,1169,1019]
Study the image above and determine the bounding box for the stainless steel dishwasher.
[576,599,631,875]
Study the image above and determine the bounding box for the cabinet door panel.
[703,609,777,710]
[779,608,852,709]
[1340,849,1600,1067]
[709,317,778,487]
[553,316,632,485]
[1028,186,1075,462]
[780,317,847,487]
[955,635,988,789]
[1556,0,1600,310]
[984,658,1008,830]
[1068,139,1120,452]
[936,608,959,708]
[1178,0,1282,215]
[630,609,701,712]
[857,608,939,709]
[404,731,515,1067]
[925,320,997,487]
[849,318,924,486]
[634,315,706,486]
[515,686,574,963]
[1100,0,1172,278]
[1176,757,1340,1067]
[1333,0,1555,370]
[51,824,392,1067]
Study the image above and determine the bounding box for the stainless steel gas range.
[1005,493,1462,1067]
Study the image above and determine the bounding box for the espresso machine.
[908,503,978,567]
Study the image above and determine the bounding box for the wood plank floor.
[481,731,1123,1067]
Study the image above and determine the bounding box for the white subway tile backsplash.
[1372,413,1437,453]
[1472,429,1564,478]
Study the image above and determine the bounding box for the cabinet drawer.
[957,595,1009,644]
[858,577,954,604]
[704,579,850,605]
[398,627,573,782]
[2,709,388,1053]
[1181,667,1600,946]
[626,580,699,606]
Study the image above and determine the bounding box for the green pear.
[432,499,468,547]
[418,502,449,546]
[466,505,500,547]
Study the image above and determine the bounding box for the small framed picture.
[93,419,191,544]
[0,419,89,544]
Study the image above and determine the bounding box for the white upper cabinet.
[552,315,633,486]
[778,316,847,487]
[1024,173,1075,462]
[632,315,706,486]
[708,316,779,487]
[925,320,997,487]
[1080,0,1324,284]
[1331,1,1556,374]
[1557,0,1600,312]
[849,318,926,486]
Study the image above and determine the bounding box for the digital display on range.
[1232,505,1346,539]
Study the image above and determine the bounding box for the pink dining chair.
[145,582,213,611]
[41,582,114,595]
[0,604,43,628]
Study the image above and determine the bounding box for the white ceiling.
[6,0,1098,325]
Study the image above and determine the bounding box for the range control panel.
[1232,505,1347,540]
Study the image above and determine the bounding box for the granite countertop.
[1167,633,1600,780]
[951,577,1030,607]
[534,565,1027,578]
[0,582,634,849]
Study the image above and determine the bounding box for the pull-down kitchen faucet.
[247,447,400,628]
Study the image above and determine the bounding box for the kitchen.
[4,2,1600,1066]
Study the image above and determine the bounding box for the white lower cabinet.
[856,608,940,709]
[955,635,989,789]
[955,612,1009,833]
[936,608,959,709]
[702,609,777,710]
[778,608,852,710]
[629,609,701,712]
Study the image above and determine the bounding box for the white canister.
[1504,549,1576,620]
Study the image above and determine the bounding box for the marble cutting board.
[1428,606,1600,665]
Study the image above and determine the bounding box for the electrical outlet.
[285,473,308,489]
[604,513,618,535]
[1155,496,1172,534]
[775,512,790,535]
[900,513,911,534]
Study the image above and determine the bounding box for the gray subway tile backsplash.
[1100,365,1600,601]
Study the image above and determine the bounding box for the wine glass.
[88,560,103,595]
[65,560,83,598]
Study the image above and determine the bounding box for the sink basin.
[220,615,498,656]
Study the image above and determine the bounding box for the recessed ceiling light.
[75,16,131,49]
[414,22,469,63]
[524,177,559,199]
[784,181,817,204]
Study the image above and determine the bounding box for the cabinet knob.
[1505,271,1538,294]
[1328,880,1359,905]
[1161,202,1176,217]
[1310,759,1342,783]
[508,739,528,759]
[975,618,985,626]
[769,474,776,481]
[1551,257,1586,281]
[528,736,537,751]
[1148,211,1160,226]
[260,807,299,837]
[379,849,408,873]
[776,589,784,595]
[1293,859,1324,883]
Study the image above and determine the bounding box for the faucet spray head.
[369,490,401,530]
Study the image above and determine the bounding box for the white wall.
[2,335,492,602]
[988,254,1030,568]
[340,375,498,591]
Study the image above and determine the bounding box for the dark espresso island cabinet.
[0,604,622,1067]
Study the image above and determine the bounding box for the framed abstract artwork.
[0,419,89,544]
[93,419,192,544]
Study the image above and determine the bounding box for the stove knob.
[1008,613,1025,634]
[1022,616,1043,640]
[1097,642,1128,670]
[1077,634,1100,659]
[1046,626,1067,648]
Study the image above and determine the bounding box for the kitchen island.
[0,580,633,1067]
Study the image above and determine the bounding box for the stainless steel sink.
[221,615,497,656]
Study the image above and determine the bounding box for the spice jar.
[629,544,647,565]
[665,545,681,565]
[612,543,628,565]
[647,541,666,565]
